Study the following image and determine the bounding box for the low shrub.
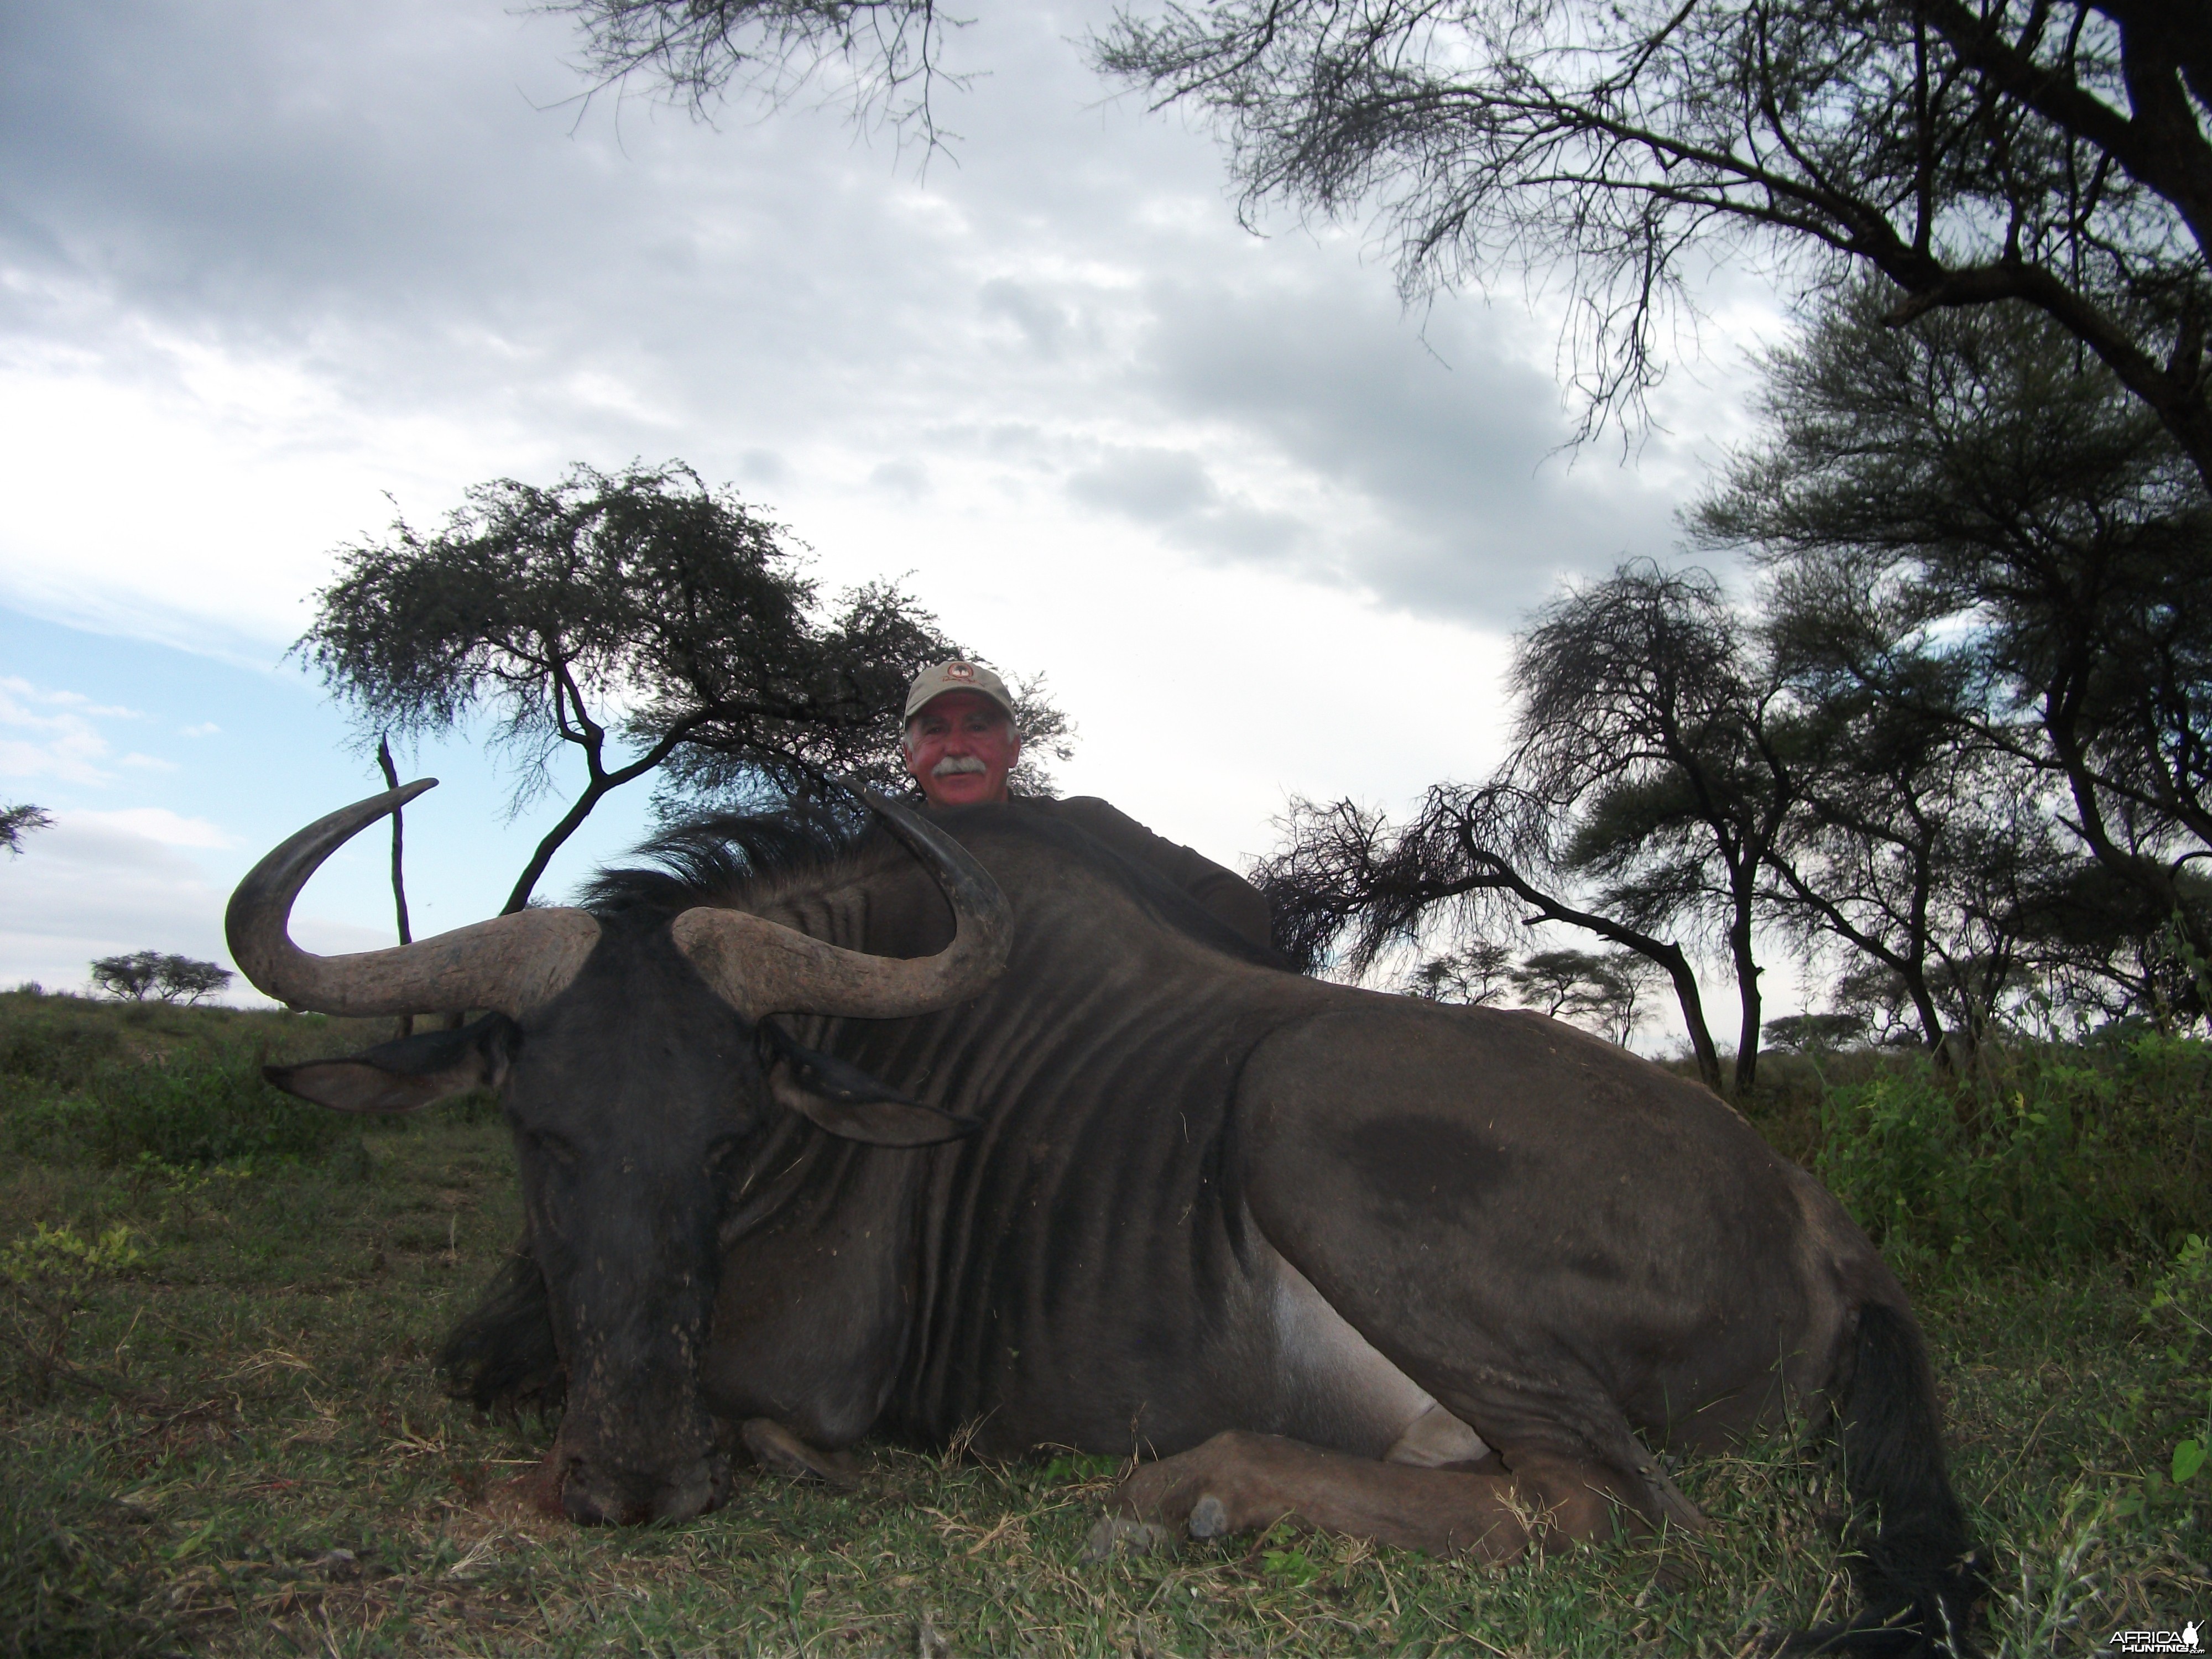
[2,1048,352,1169]
[1,1222,145,1401]
[2130,1233,2211,1516]
[1811,1036,2212,1272]
[0,1020,122,1094]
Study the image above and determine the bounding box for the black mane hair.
[576,807,867,918]
[439,1245,563,1416]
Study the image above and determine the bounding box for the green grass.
[2,991,2208,1655]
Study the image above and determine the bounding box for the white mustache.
[932,755,989,778]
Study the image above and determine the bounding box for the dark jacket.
[1005,795,1274,954]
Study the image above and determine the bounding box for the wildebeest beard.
[931,755,987,778]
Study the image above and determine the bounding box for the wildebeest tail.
[437,1240,565,1415]
[1784,1301,1983,1656]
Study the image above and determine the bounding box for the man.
[901,659,1275,954]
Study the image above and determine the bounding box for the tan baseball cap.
[904,659,1017,723]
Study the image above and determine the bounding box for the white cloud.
[33,688,142,718]
[178,722,221,737]
[0,0,1733,656]
[67,807,236,848]
[0,675,118,785]
[0,812,379,1000]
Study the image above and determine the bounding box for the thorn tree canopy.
[2,803,53,855]
[89,952,235,1003]
[1093,2,2212,476]
[297,461,1065,915]
[1398,941,1513,1005]
[1253,561,1761,1100]
[544,0,966,148]
[149,956,236,1005]
[1691,284,2212,973]
[88,952,161,1001]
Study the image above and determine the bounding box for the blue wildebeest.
[229,784,1981,1655]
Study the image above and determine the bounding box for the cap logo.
[946,661,977,680]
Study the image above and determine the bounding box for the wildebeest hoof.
[1080,1515,1176,1562]
[740,1418,858,1489]
[1187,1494,1231,1538]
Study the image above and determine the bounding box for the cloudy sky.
[0,0,1785,1011]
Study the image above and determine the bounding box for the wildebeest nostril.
[560,1453,718,1526]
[559,1458,639,1527]
[649,1457,723,1522]
[559,1482,608,1525]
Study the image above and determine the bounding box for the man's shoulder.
[1011,792,1125,818]
[1010,794,1151,839]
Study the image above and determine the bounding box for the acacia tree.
[152,956,234,1005]
[1095,2,2212,483]
[87,952,229,1003]
[1505,948,1599,1018]
[1762,1011,1869,1052]
[1,804,51,855]
[299,462,1064,914]
[2015,862,2212,1031]
[1256,563,1787,1093]
[1399,941,1512,1005]
[1586,950,1665,1047]
[1258,781,1729,1090]
[1506,948,1660,1045]
[555,2,2212,469]
[1520,564,1792,1091]
[1758,584,2088,1055]
[1693,286,2212,977]
[1751,554,2031,1054]
[88,952,159,1000]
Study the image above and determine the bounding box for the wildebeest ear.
[756,1020,980,1147]
[265,1016,519,1115]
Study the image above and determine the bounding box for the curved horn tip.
[226,782,597,1018]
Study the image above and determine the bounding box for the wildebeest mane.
[576,809,867,917]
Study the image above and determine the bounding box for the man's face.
[904,691,1021,807]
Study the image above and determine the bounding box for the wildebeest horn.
[226,781,602,1017]
[670,790,1011,1021]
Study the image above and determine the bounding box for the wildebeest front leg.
[739,1418,859,1489]
[1087,1431,1645,1561]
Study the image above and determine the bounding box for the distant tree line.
[1259,284,2212,1095]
